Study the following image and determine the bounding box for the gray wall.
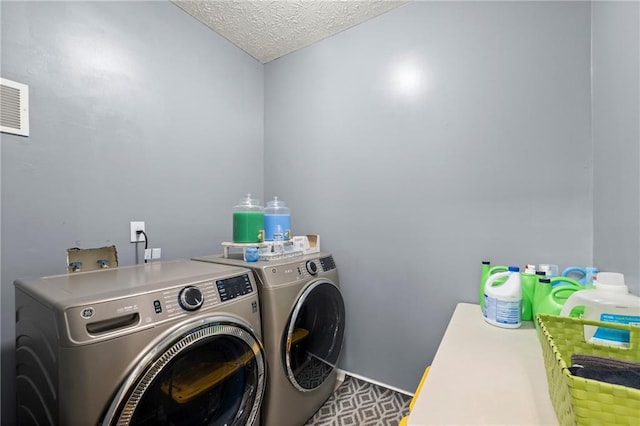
[1,1,263,422]
[592,1,640,295]
[2,0,638,422]
[265,1,593,392]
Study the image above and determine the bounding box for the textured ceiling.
[172,0,407,63]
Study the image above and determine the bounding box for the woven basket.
[537,314,640,425]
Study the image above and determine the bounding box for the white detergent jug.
[483,266,522,329]
[560,277,640,347]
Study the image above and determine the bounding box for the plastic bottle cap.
[595,272,625,285]
[593,282,629,294]
[508,266,520,272]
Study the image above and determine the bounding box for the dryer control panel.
[259,255,338,286]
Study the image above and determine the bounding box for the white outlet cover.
[152,248,162,259]
[130,221,146,242]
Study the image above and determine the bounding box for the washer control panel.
[66,272,258,344]
[178,286,204,311]
[216,273,253,302]
[35,259,258,346]
[305,260,318,275]
[160,280,218,317]
[319,256,336,272]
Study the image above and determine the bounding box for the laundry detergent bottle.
[533,275,552,330]
[479,264,508,311]
[550,276,585,289]
[561,266,599,285]
[537,284,581,317]
[560,278,640,347]
[479,261,491,312]
[483,266,522,329]
[520,264,537,321]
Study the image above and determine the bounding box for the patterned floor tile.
[305,375,411,426]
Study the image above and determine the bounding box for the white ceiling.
[172,0,408,63]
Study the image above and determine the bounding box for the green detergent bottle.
[520,264,537,321]
[532,272,547,316]
[533,274,551,330]
[479,261,491,312]
[549,276,585,290]
[479,263,508,314]
[534,277,583,331]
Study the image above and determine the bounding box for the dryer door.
[283,280,346,392]
[103,318,265,426]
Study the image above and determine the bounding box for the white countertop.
[407,303,558,425]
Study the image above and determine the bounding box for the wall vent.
[1,78,30,137]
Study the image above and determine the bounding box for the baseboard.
[335,368,413,397]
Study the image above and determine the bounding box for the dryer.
[193,252,345,426]
[14,260,266,426]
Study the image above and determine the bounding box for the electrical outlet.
[130,221,146,243]
[144,249,152,260]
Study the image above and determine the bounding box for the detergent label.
[484,295,521,325]
[591,313,640,347]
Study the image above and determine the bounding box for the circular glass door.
[105,319,265,426]
[283,280,346,392]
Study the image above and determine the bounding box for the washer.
[14,260,266,426]
[193,252,346,426]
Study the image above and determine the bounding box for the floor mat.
[305,375,411,426]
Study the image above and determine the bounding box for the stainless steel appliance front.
[15,260,265,426]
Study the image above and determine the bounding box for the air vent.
[1,78,29,137]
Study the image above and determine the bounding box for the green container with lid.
[233,193,264,243]
[479,262,508,313]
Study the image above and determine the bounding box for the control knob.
[179,286,204,311]
[306,260,318,275]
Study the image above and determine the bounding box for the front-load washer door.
[103,318,265,426]
[283,280,346,392]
